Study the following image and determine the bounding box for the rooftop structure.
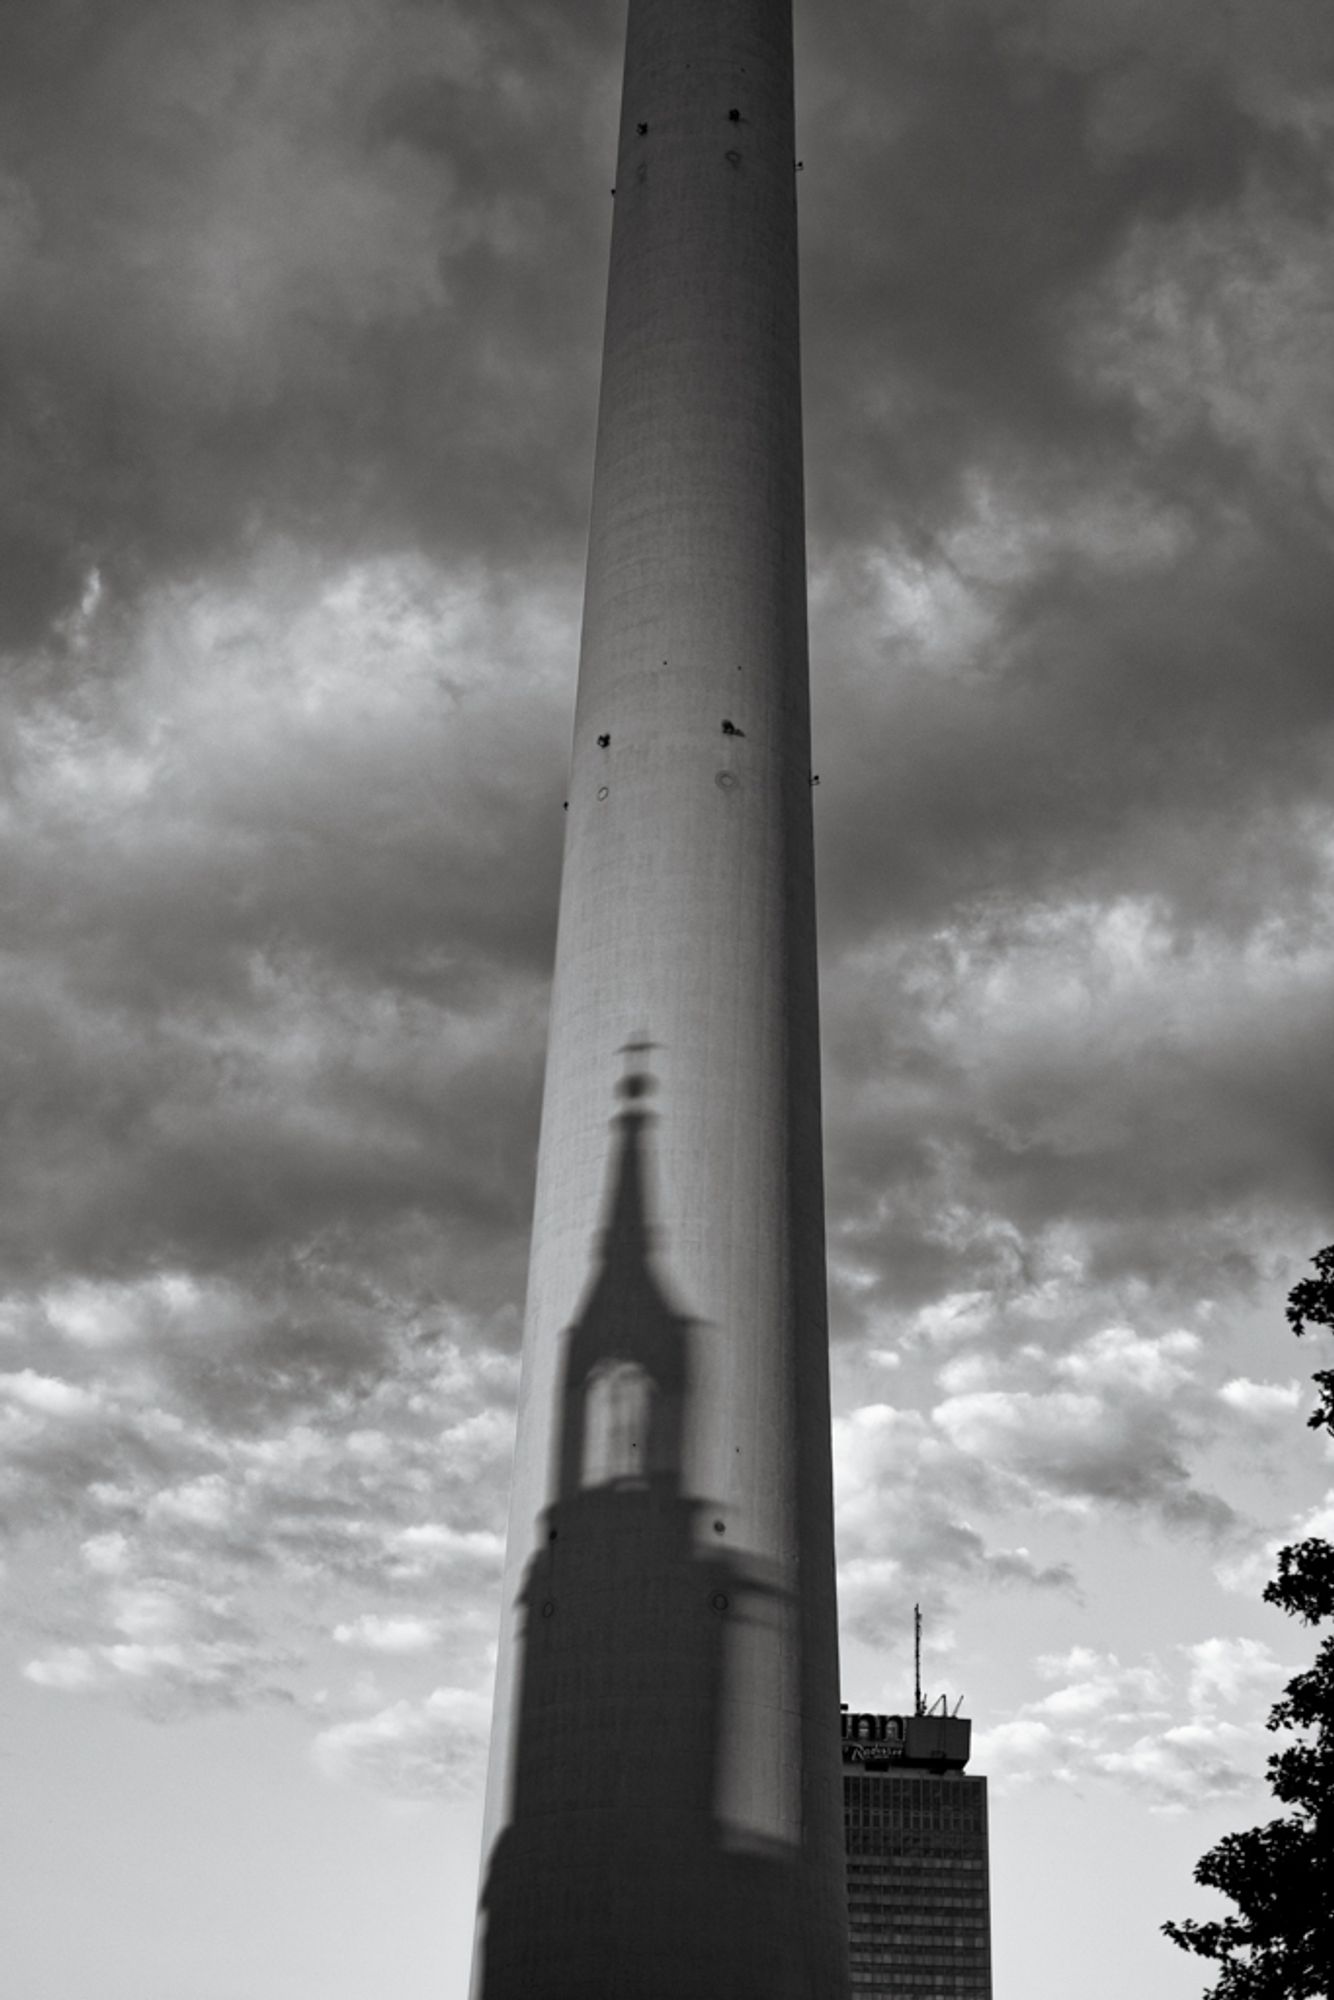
[842,1705,993,2000]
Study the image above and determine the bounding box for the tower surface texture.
[470,3,849,1994]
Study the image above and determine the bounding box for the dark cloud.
[798,0,1330,540]
[0,555,566,1297]
[0,0,621,643]
[812,501,1334,947]
[2,0,1332,1772]
[821,896,1334,1327]
[792,3,1334,1327]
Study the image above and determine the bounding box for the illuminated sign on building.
[841,1711,906,1763]
[840,1706,973,1771]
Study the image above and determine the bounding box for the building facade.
[842,1710,993,1999]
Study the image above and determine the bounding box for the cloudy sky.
[2,1,1332,1995]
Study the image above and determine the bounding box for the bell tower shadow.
[475,1056,818,1999]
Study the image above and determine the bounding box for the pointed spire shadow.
[475,1055,819,1999]
[553,1061,691,1507]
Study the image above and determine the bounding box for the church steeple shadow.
[474,1056,816,1999]
[553,1060,690,1508]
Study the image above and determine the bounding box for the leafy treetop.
[1163,1247,1333,2000]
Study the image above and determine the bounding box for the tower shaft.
[472,4,848,1992]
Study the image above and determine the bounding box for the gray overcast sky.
[2,3,1332,1996]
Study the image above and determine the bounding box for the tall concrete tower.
[470,3,849,1994]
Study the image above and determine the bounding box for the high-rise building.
[842,1707,993,1998]
[468,2,849,1995]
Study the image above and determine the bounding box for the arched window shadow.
[581,1358,654,1488]
[475,1057,825,1999]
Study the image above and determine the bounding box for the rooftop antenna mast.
[914,1603,924,1716]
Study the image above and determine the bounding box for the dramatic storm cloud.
[2,4,1332,1998]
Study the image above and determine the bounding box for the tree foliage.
[1163,1247,1334,1999]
